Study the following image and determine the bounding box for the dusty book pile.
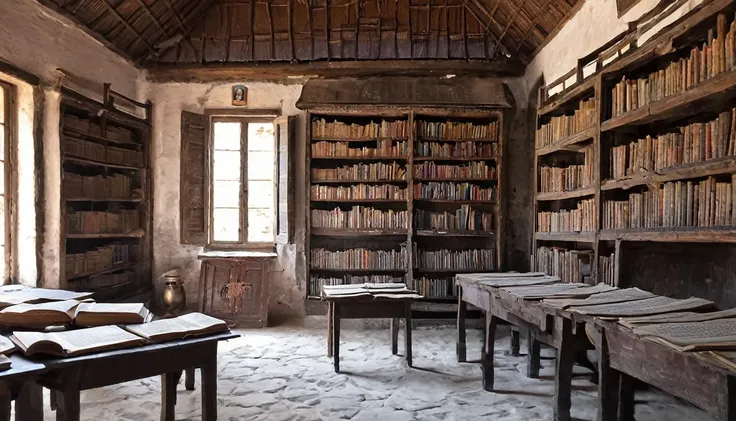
[414,277,455,298]
[610,14,736,117]
[311,162,406,182]
[321,282,420,299]
[537,199,596,232]
[535,97,596,148]
[312,118,409,139]
[539,151,593,193]
[609,109,736,179]
[65,242,141,279]
[66,210,140,234]
[413,182,495,201]
[602,177,735,229]
[413,245,495,271]
[417,120,499,140]
[310,247,407,270]
[311,207,408,229]
[414,161,496,180]
[414,206,494,231]
[311,184,407,200]
[598,252,615,286]
[414,141,497,158]
[63,173,134,199]
[308,275,404,297]
[534,246,592,284]
[312,140,408,158]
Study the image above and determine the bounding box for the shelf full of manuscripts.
[534,6,736,287]
[60,91,152,301]
[307,111,503,300]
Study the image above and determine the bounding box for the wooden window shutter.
[275,115,296,244]
[180,111,208,245]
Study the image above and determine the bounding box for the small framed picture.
[232,85,247,106]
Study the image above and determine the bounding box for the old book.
[0,287,92,309]
[0,300,80,328]
[570,296,714,318]
[10,325,145,357]
[0,336,15,355]
[0,355,11,371]
[543,288,654,309]
[124,313,228,343]
[620,308,736,329]
[545,283,617,299]
[501,283,587,300]
[74,303,152,327]
[633,318,736,351]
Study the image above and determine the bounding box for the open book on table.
[74,303,152,327]
[0,286,93,309]
[123,313,228,343]
[0,300,81,328]
[10,325,146,357]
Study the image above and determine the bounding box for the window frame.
[0,81,14,284]
[205,110,279,251]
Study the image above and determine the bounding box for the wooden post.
[185,368,196,391]
[482,312,498,391]
[509,328,521,356]
[553,319,575,421]
[333,302,341,373]
[457,288,467,362]
[16,381,43,421]
[405,301,413,367]
[0,382,10,421]
[527,329,541,378]
[201,348,218,421]
[716,374,736,421]
[618,373,636,421]
[391,317,400,355]
[327,302,334,357]
[161,373,178,421]
[596,327,620,421]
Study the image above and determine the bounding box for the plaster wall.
[145,82,307,320]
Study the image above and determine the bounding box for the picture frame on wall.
[232,85,247,106]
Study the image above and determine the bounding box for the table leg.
[50,388,57,411]
[509,328,521,356]
[161,373,178,421]
[333,303,341,373]
[482,312,498,392]
[553,319,574,421]
[456,290,467,363]
[405,301,413,368]
[16,381,43,421]
[527,329,541,378]
[201,353,218,421]
[391,318,399,355]
[618,373,636,421]
[0,382,9,421]
[185,368,196,391]
[327,302,334,358]
[596,327,620,421]
[56,388,81,421]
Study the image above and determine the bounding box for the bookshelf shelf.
[414,199,497,204]
[535,127,596,156]
[64,155,144,171]
[601,71,736,132]
[417,137,498,143]
[66,262,144,282]
[414,268,492,273]
[311,156,408,161]
[311,228,408,237]
[413,156,496,162]
[312,136,409,142]
[63,126,142,148]
[599,228,736,243]
[601,156,736,191]
[414,178,496,182]
[536,187,595,201]
[310,199,407,204]
[66,233,145,239]
[538,77,597,116]
[310,268,408,273]
[66,197,143,203]
[415,229,494,237]
[535,232,596,242]
[311,179,407,184]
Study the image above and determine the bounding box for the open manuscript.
[10,325,146,357]
[123,313,229,342]
[0,301,152,329]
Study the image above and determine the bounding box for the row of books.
[598,253,615,286]
[535,97,596,148]
[412,245,496,271]
[602,177,735,229]
[414,161,496,180]
[539,162,593,193]
[310,247,406,270]
[414,206,493,231]
[67,210,140,235]
[312,141,408,158]
[312,118,409,139]
[537,199,596,232]
[609,108,736,178]
[65,242,140,279]
[76,268,139,292]
[64,114,136,143]
[535,246,591,284]
[63,173,134,199]
[65,137,143,167]
[610,14,736,117]
[413,277,456,298]
[311,162,406,182]
[308,275,404,296]
[311,184,407,200]
[413,182,495,201]
[414,141,497,159]
[417,121,499,140]
[311,207,408,229]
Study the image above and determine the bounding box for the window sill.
[198,250,278,260]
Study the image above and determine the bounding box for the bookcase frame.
[58,88,153,301]
[306,107,504,303]
[533,0,736,288]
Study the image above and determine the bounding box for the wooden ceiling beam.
[160,0,189,32]
[463,0,517,60]
[515,0,554,54]
[133,0,170,37]
[530,0,586,59]
[494,0,528,57]
[98,0,158,56]
[147,59,525,82]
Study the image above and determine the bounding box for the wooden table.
[0,354,47,421]
[37,332,238,421]
[456,279,593,421]
[325,296,414,373]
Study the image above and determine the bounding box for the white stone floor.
[36,326,714,421]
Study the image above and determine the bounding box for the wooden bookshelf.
[307,110,503,303]
[60,87,152,301]
[533,0,736,289]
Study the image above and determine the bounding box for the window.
[210,117,276,247]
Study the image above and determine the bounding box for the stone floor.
[38,326,713,421]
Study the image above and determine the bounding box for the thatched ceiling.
[38,0,582,70]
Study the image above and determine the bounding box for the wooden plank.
[538,77,596,116]
[599,228,736,243]
[601,157,736,191]
[535,127,596,156]
[536,186,596,201]
[535,231,596,242]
